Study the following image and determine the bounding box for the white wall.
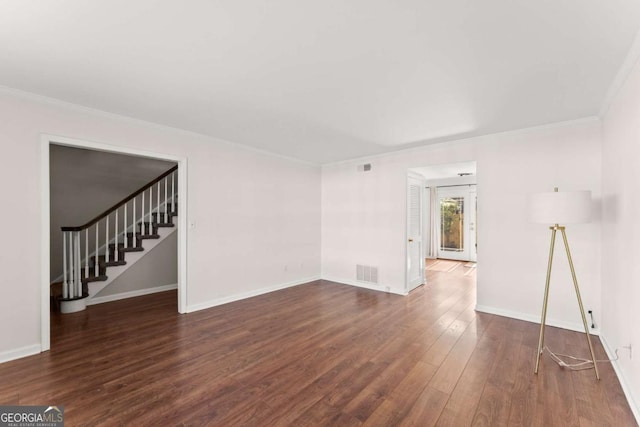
[0,89,321,360]
[322,119,602,331]
[601,53,640,416]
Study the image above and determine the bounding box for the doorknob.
[408,239,414,242]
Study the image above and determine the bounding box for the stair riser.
[152,211,178,220]
[124,233,142,247]
[91,250,124,264]
[82,265,106,277]
[138,222,159,235]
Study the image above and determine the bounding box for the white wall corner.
[474,304,601,336]
[321,275,408,296]
[599,335,640,425]
[600,28,640,117]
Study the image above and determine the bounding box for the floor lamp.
[529,187,599,380]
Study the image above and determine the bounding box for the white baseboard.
[0,344,41,364]
[321,275,407,296]
[88,283,178,305]
[474,304,601,336]
[600,335,640,425]
[186,276,321,313]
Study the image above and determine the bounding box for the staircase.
[56,166,178,313]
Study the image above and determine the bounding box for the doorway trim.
[40,134,188,352]
[405,171,425,292]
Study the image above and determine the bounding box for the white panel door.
[406,176,424,291]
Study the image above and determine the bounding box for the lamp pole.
[531,187,599,380]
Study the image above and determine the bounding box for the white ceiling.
[1,1,639,164]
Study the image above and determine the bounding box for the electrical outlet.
[623,344,632,359]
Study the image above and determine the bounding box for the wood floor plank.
[464,317,519,425]
[362,361,438,425]
[398,386,449,427]
[428,317,483,394]
[506,338,540,426]
[0,261,635,426]
[434,346,496,427]
[472,383,513,427]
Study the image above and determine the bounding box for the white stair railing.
[59,166,178,308]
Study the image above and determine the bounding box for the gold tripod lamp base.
[533,224,599,380]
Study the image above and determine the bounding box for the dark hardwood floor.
[0,264,636,426]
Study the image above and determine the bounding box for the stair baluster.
[85,229,89,281]
[114,209,119,262]
[74,231,81,299]
[132,198,136,245]
[68,231,75,299]
[62,232,68,299]
[105,215,109,263]
[124,201,128,250]
[95,222,99,277]
[164,177,168,223]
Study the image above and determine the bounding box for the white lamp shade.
[529,190,592,224]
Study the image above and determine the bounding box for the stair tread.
[82,266,107,275]
[121,246,144,252]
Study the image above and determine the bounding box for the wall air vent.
[357,163,372,172]
[356,264,378,284]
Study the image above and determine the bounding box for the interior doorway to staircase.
[41,135,188,352]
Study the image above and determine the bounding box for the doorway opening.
[406,161,477,292]
[40,135,188,352]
